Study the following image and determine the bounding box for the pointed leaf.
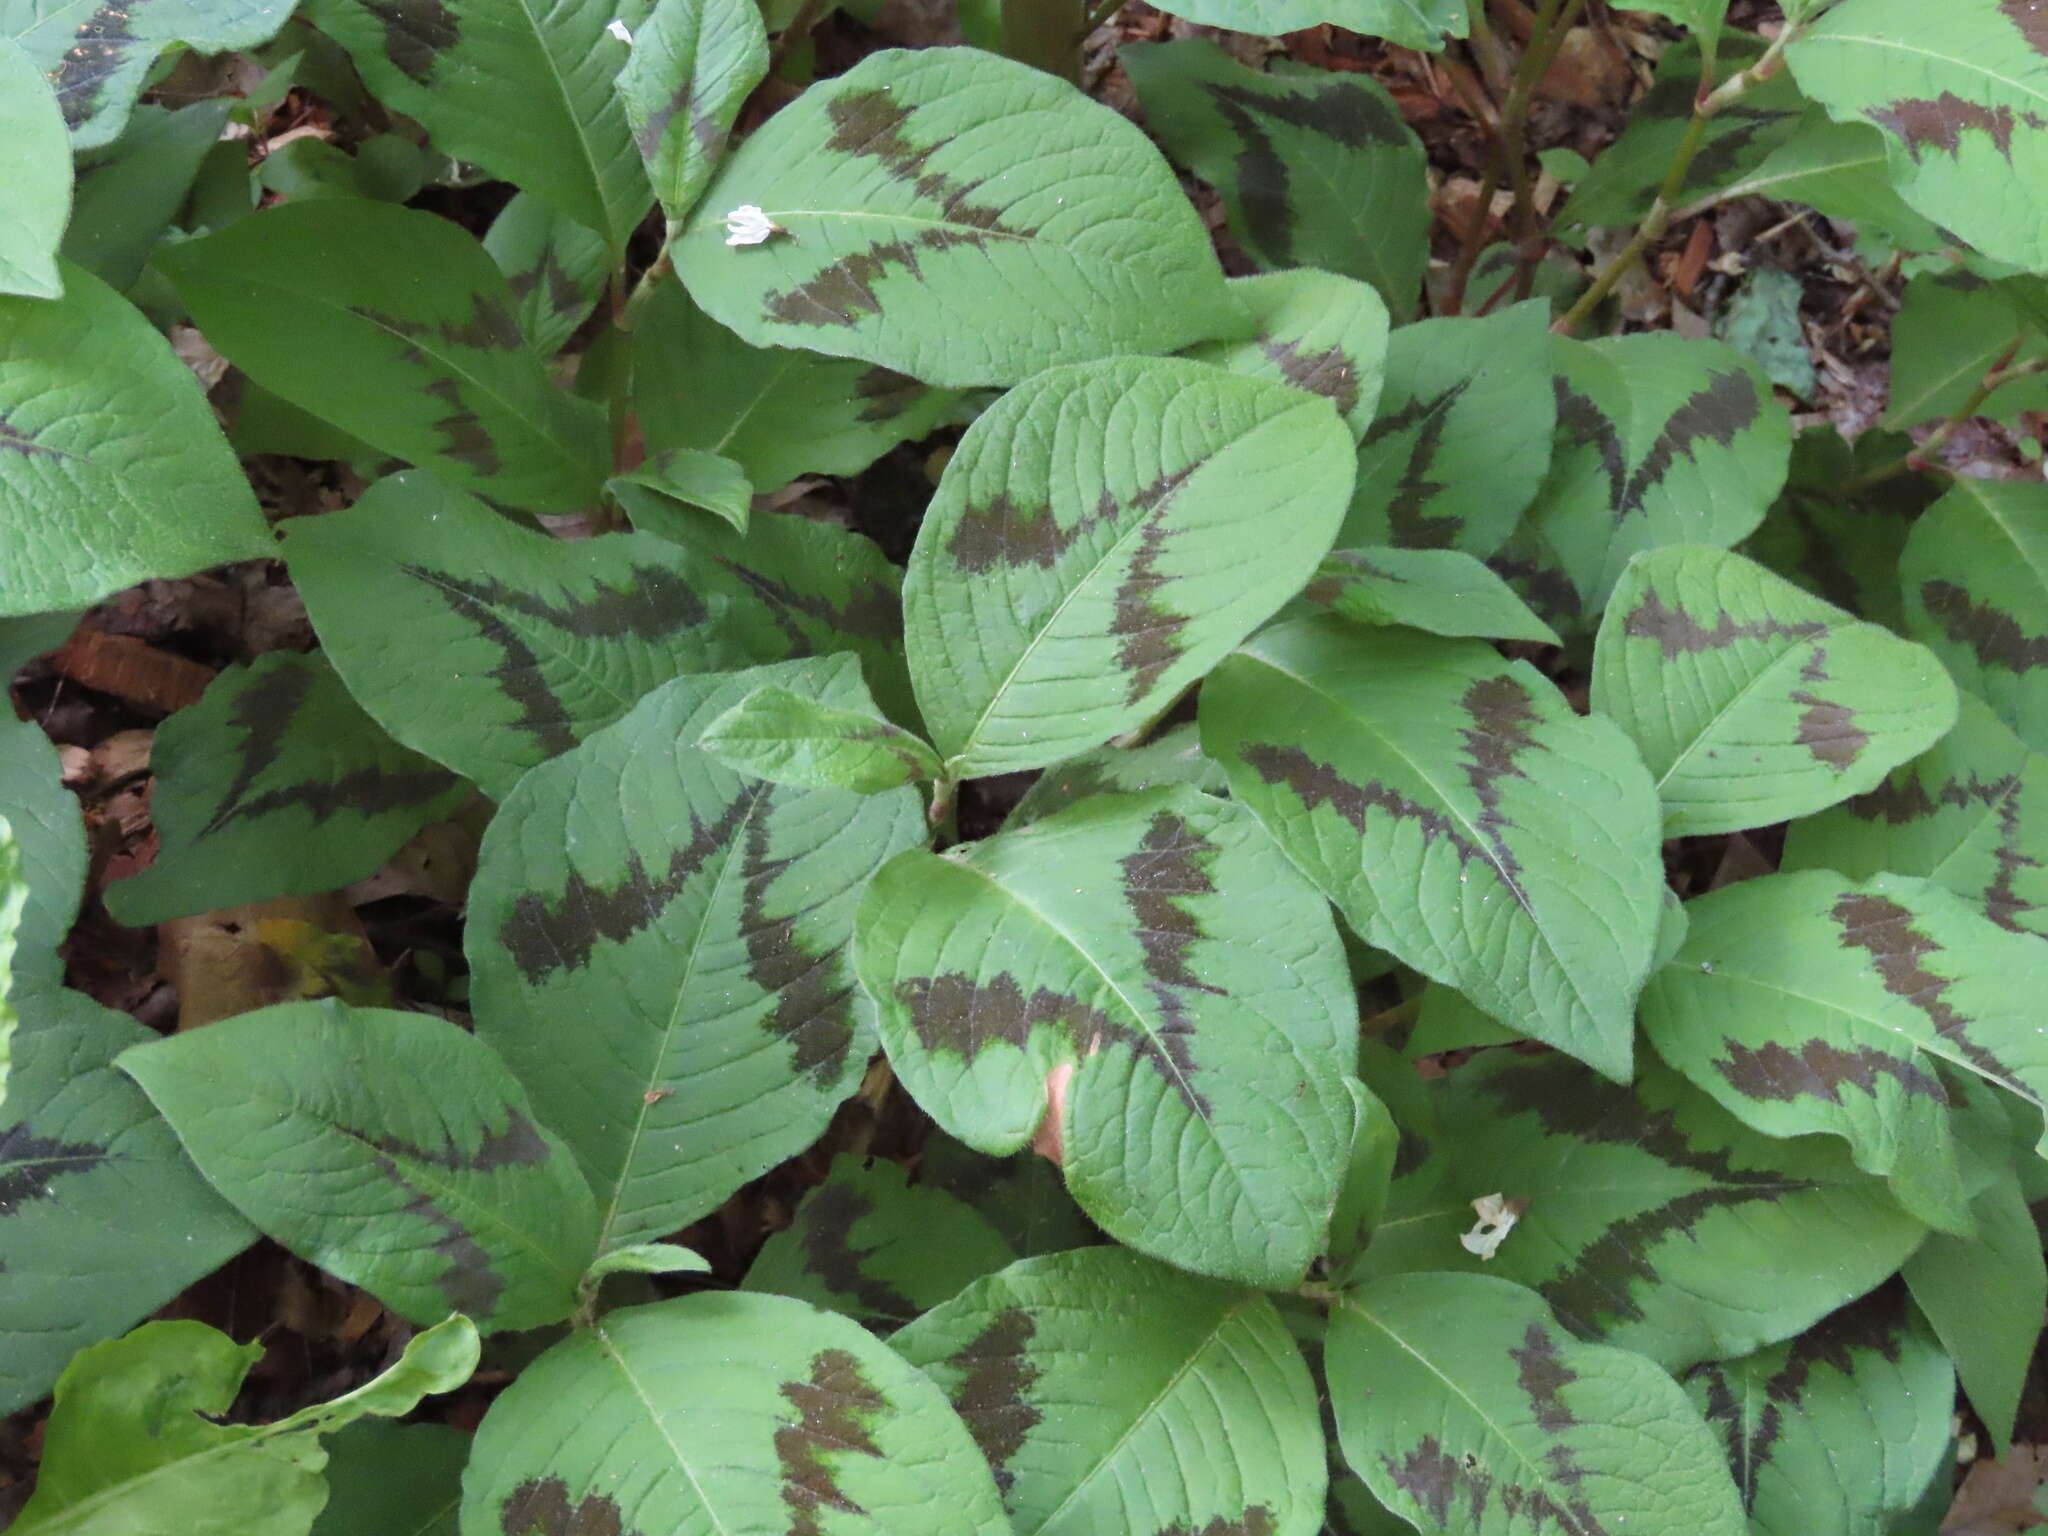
[119,1000,599,1333]
[741,1155,1015,1328]
[1003,722,1226,830]
[1787,0,2048,271]
[1682,1290,1954,1536]
[895,1246,1324,1536]
[482,191,608,359]
[674,46,1235,386]
[617,0,768,226]
[467,658,924,1254]
[461,1292,1009,1536]
[62,99,234,293]
[1593,545,1959,837]
[1641,870,2048,1234]
[906,356,1353,777]
[159,202,608,513]
[609,447,754,538]
[1201,617,1665,1082]
[1144,0,1468,47]
[0,989,255,1415]
[1,712,83,999]
[856,788,1357,1289]
[302,0,649,251]
[1,264,269,615]
[1901,477,2048,753]
[1304,547,1561,645]
[0,818,20,1097]
[1710,107,1951,256]
[1329,1272,1746,1536]
[1185,270,1390,441]
[1124,41,1430,318]
[918,1133,1099,1258]
[312,1422,466,1536]
[1345,1049,1928,1369]
[700,683,942,793]
[105,652,468,928]
[0,37,68,300]
[1884,272,2048,430]
[1783,690,2048,939]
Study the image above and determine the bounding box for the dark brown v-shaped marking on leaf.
[1986,789,2045,934]
[1260,337,1359,418]
[1456,674,1541,907]
[1621,588,1828,658]
[1714,1037,1947,1106]
[794,1180,916,1320]
[1870,93,2046,162]
[1359,381,1471,549]
[1557,368,1759,521]
[500,1475,639,1536]
[1241,744,1483,863]
[739,800,863,1087]
[766,228,995,329]
[1845,768,2016,825]
[945,1307,1041,1494]
[362,0,460,86]
[776,1348,887,1536]
[1117,811,1222,1116]
[1920,579,2048,673]
[368,1108,552,1173]
[49,0,138,128]
[0,1125,112,1216]
[2004,0,2048,54]
[1112,465,1202,705]
[823,91,1027,235]
[1154,1510,1278,1536]
[1832,890,2015,1085]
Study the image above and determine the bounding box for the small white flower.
[1459,1192,1522,1261]
[606,17,633,42]
[723,204,782,246]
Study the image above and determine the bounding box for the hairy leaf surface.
[906,356,1352,777]
[856,788,1357,1288]
[1593,545,1958,836]
[618,0,767,227]
[895,1246,1324,1536]
[1185,270,1390,441]
[1202,617,1664,1082]
[675,47,1234,385]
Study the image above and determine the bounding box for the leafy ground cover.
[3,0,2048,1531]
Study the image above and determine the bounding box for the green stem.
[768,0,835,75]
[1298,1280,1343,1308]
[1361,994,1422,1037]
[1842,341,2047,492]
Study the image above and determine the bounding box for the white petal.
[1459,1192,1520,1261]
[606,18,633,42]
[723,204,776,246]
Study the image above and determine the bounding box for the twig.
[1843,343,2048,492]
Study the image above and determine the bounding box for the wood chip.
[50,630,214,715]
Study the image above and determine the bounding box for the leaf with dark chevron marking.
[468,656,924,1256]
[1183,270,1389,440]
[857,788,1358,1288]
[106,652,467,927]
[616,0,766,227]
[897,1247,1324,1535]
[119,999,594,1333]
[1003,723,1226,831]
[483,192,609,359]
[1302,546,1560,645]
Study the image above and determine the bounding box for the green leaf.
[0,264,269,615]
[1640,870,2048,1234]
[0,37,69,299]
[1712,106,1951,256]
[1003,722,1226,830]
[301,0,649,253]
[158,202,608,513]
[119,1000,599,1333]
[3,0,291,150]
[1337,302,1557,555]
[618,0,768,227]
[905,356,1353,777]
[1329,1272,1746,1536]
[1592,545,1959,836]
[105,652,468,928]
[857,788,1357,1289]
[15,1314,476,1536]
[1787,0,2048,271]
[1,711,83,999]
[1123,41,1430,318]
[895,1246,1324,1535]
[0,818,20,1096]
[1184,271,1390,442]
[1901,477,2048,752]
[1344,1048,1928,1369]
[1718,267,1817,396]
[286,471,908,798]
[1304,546,1562,645]
[0,989,254,1415]
[582,1241,711,1282]
[1201,617,1665,1082]
[481,191,608,359]
[461,1292,1009,1536]
[1782,690,2048,940]
[634,275,962,493]
[699,682,942,792]
[1681,1290,1954,1536]
[311,1422,466,1536]
[467,658,924,1255]
[673,46,1236,386]
[742,1155,1015,1328]
[1143,0,1467,47]
[918,1133,1099,1258]
[1557,34,1803,233]
[61,100,233,294]
[1500,333,1792,632]
[608,446,754,538]
[1884,272,2048,429]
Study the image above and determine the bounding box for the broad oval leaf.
[1593,545,1959,837]
[1901,477,2048,753]
[1788,0,2048,271]
[1884,273,2048,431]
[1,711,84,999]
[1185,270,1390,441]
[1640,870,2048,1234]
[313,1421,467,1536]
[1345,1048,1928,1369]
[855,788,1358,1289]
[467,657,925,1255]
[698,682,942,793]
[1782,690,2048,940]
[0,264,269,615]
[105,652,468,928]
[1145,0,1467,47]
[1201,617,1665,1082]
[63,98,235,293]
[919,1132,1098,1258]
[1123,40,1430,318]
[460,1291,1009,1536]
[0,988,254,1415]
[118,1000,599,1334]
[894,1246,1325,1536]
[1304,547,1561,645]
[618,0,768,226]
[0,37,68,299]
[905,356,1353,778]
[674,47,1235,387]
[1681,1290,1954,1536]
[159,202,609,513]
[302,0,650,252]
[1329,1272,1746,1536]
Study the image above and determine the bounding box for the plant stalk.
[1842,340,2048,492]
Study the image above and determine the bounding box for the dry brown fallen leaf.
[1944,1445,2048,1535]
